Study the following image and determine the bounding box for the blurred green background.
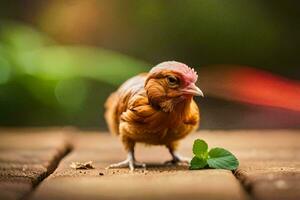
[0,0,299,129]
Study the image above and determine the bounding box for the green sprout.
[190,139,239,170]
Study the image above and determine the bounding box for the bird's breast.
[121,113,197,145]
[120,98,199,145]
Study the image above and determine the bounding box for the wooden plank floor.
[0,128,72,200]
[0,129,299,200]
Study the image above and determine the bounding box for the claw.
[106,152,146,171]
[165,151,191,165]
[134,161,147,168]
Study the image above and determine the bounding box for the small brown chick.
[105,61,203,170]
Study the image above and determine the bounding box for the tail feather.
[104,92,120,135]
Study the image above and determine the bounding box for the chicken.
[104,61,203,170]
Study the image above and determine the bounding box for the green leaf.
[190,156,207,170]
[193,139,208,156]
[207,148,239,170]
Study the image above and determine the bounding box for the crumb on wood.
[70,161,95,170]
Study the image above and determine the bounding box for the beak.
[182,83,204,97]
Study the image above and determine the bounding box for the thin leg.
[165,144,191,165]
[169,150,191,164]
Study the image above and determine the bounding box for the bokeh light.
[55,79,88,111]
[0,57,11,84]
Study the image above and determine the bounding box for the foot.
[165,152,191,165]
[106,153,146,171]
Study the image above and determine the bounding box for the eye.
[167,75,179,86]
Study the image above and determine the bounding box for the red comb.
[150,61,198,84]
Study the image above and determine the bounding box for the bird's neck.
[165,97,193,127]
[146,96,194,129]
[159,96,192,114]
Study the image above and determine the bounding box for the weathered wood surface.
[0,128,72,200]
[0,129,299,200]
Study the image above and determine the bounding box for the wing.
[120,92,159,124]
[104,73,148,135]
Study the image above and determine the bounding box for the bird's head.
[145,61,203,112]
